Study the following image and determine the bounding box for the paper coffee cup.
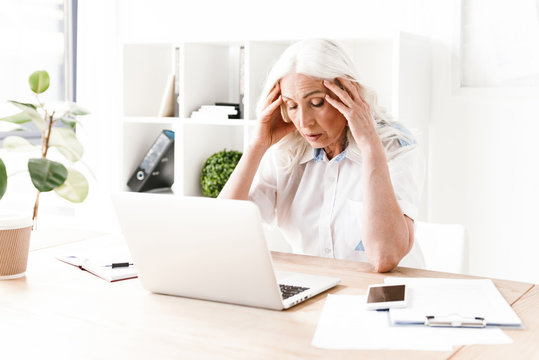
[0,214,33,279]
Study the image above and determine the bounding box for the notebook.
[111,192,340,310]
[56,246,137,282]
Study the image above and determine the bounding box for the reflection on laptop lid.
[112,192,340,310]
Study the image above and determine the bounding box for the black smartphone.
[366,284,407,310]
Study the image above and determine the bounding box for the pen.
[105,262,134,268]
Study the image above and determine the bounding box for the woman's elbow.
[370,253,401,273]
[367,237,410,273]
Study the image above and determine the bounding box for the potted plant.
[0,70,90,279]
[200,149,242,198]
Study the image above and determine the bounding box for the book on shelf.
[56,246,137,282]
[158,73,175,117]
[216,102,241,119]
[174,46,180,117]
[239,45,245,120]
[190,103,241,120]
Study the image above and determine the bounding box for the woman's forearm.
[360,141,412,272]
[218,143,268,200]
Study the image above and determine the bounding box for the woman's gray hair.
[256,39,416,172]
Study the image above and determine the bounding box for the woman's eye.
[287,104,297,110]
[311,98,324,107]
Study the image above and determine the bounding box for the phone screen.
[367,284,405,303]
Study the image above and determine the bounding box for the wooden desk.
[0,238,537,359]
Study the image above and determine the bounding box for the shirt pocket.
[344,199,364,252]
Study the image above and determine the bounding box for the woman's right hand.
[220,83,293,200]
[252,82,296,150]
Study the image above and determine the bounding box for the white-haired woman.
[219,39,424,272]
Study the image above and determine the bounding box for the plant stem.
[32,191,40,229]
[43,112,54,157]
[32,112,55,227]
[40,110,48,156]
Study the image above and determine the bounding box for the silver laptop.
[112,192,340,310]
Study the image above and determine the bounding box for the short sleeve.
[387,144,425,220]
[248,150,278,223]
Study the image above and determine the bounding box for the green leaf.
[69,103,90,116]
[0,158,7,199]
[59,115,77,128]
[28,158,67,192]
[3,136,37,151]
[0,112,33,124]
[8,100,45,131]
[0,122,24,132]
[8,100,36,111]
[29,70,50,94]
[50,127,84,162]
[54,168,89,203]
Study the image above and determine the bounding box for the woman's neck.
[324,129,348,160]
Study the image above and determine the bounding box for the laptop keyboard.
[279,284,310,300]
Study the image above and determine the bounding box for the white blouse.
[248,137,425,264]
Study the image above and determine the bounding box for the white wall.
[427,2,539,284]
[78,0,539,283]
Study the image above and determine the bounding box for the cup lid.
[0,213,33,230]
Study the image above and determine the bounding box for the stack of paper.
[312,277,521,351]
[312,294,513,351]
[385,278,523,328]
[191,105,239,120]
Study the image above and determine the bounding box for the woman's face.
[280,73,348,157]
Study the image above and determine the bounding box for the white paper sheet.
[311,294,513,351]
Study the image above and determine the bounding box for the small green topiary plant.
[200,149,242,198]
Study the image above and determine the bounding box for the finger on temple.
[335,77,356,100]
[349,80,361,99]
[324,93,348,113]
[264,83,281,105]
[323,80,342,99]
[335,78,346,91]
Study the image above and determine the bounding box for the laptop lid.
[112,192,289,310]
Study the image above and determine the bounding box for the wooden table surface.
[0,237,536,360]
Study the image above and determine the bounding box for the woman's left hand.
[323,78,380,152]
[325,78,410,272]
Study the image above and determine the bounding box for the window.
[460,0,539,87]
[0,0,77,140]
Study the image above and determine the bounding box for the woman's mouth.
[304,133,322,142]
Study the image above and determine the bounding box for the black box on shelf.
[127,130,175,192]
[215,102,241,119]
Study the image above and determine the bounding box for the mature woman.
[219,39,424,272]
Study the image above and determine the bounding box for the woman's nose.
[298,107,314,128]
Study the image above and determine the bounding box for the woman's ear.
[280,103,291,123]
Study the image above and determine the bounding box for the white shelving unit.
[120,34,431,210]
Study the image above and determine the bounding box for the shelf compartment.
[180,123,244,197]
[180,42,244,119]
[123,43,175,117]
[121,122,176,192]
